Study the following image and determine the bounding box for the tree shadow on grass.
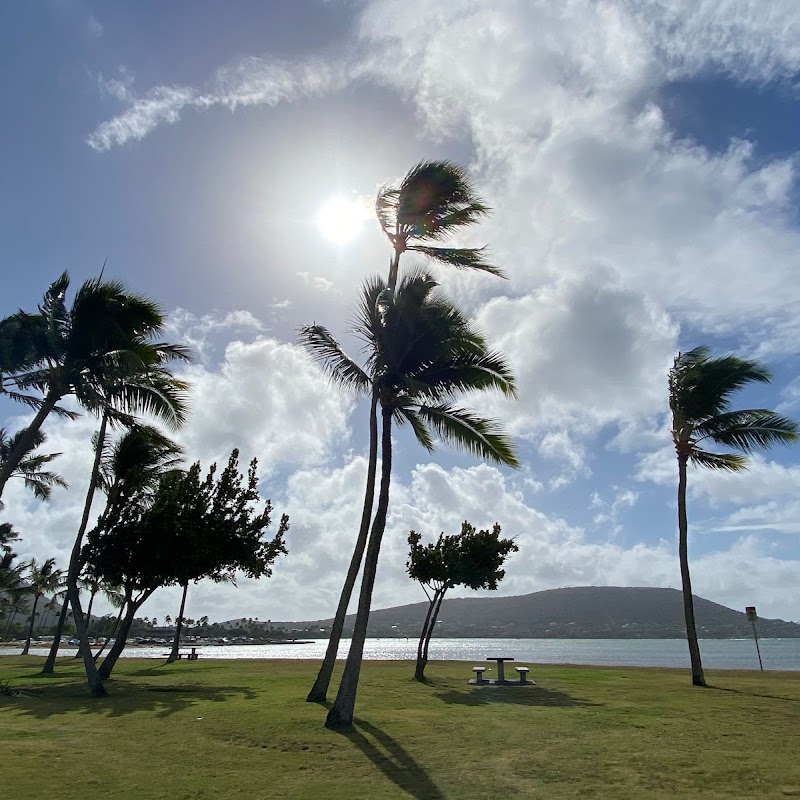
[707,684,800,704]
[433,685,600,708]
[335,718,445,800]
[0,681,256,720]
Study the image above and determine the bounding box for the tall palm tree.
[0,271,189,498]
[304,162,504,704]
[1,547,28,640]
[0,428,67,510]
[669,346,799,686]
[303,272,518,728]
[21,557,62,655]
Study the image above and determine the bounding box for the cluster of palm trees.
[0,271,191,695]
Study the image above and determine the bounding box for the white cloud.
[87,56,350,150]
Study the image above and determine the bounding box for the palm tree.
[0,271,189,499]
[21,557,62,655]
[376,160,502,289]
[303,272,518,728]
[0,428,67,510]
[669,346,799,686]
[1,548,29,640]
[304,162,504,704]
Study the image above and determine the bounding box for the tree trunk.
[21,594,40,655]
[66,411,110,697]
[387,248,402,292]
[93,602,125,662]
[414,592,437,681]
[307,390,379,703]
[421,592,445,667]
[98,601,139,680]
[166,583,189,663]
[41,594,70,673]
[74,587,99,659]
[0,391,60,500]
[678,454,706,687]
[326,404,392,729]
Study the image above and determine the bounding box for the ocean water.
[7,637,799,670]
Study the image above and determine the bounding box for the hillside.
[263,586,800,639]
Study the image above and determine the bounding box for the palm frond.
[688,450,747,471]
[695,410,799,452]
[407,246,505,278]
[416,403,519,467]
[394,405,435,452]
[297,324,370,394]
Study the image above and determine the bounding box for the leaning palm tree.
[669,346,799,686]
[21,557,62,655]
[304,162,504,704]
[0,271,189,499]
[303,272,518,728]
[0,428,67,510]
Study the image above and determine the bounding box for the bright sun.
[316,196,369,245]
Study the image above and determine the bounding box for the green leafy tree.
[21,557,62,655]
[84,450,288,681]
[303,162,505,705]
[669,346,799,686]
[407,521,518,681]
[308,273,518,729]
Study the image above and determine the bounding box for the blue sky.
[3,0,800,625]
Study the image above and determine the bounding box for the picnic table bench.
[469,656,534,685]
[162,647,200,660]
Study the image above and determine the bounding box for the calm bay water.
[7,637,800,670]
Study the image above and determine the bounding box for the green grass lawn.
[2,656,799,799]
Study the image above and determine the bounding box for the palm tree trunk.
[166,583,189,663]
[387,249,402,292]
[326,403,392,729]
[678,454,706,687]
[307,390,379,703]
[66,411,110,697]
[0,391,60,500]
[74,586,100,659]
[21,595,40,655]
[41,594,70,674]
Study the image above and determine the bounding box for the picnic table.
[486,656,514,682]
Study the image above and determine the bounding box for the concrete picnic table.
[486,656,514,683]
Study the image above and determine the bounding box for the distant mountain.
[261,586,800,639]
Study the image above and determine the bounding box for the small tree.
[84,449,288,680]
[407,521,517,681]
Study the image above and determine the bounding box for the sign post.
[745,606,763,671]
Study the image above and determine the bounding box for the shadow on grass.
[708,684,800,704]
[1,681,257,720]
[336,718,444,800]
[433,685,600,708]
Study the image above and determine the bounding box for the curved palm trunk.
[678,455,706,687]
[42,594,70,673]
[307,391,379,703]
[416,590,445,681]
[21,594,40,655]
[0,391,60,500]
[326,404,392,729]
[66,411,110,697]
[166,582,189,663]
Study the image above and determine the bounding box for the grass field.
[2,656,799,799]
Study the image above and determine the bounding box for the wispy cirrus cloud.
[88,56,351,151]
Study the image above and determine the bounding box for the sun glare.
[316,196,369,245]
